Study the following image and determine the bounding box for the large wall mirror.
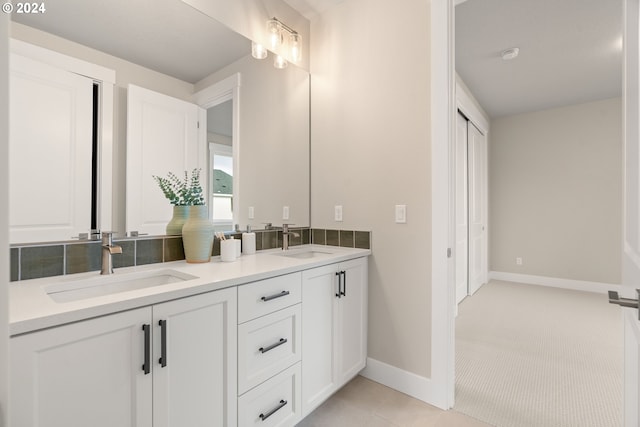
[9,0,310,244]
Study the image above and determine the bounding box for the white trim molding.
[360,358,438,404]
[456,79,489,135]
[430,0,455,411]
[489,271,622,295]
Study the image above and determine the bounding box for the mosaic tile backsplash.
[10,228,371,282]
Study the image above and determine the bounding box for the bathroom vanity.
[9,245,369,427]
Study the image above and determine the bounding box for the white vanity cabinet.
[237,273,303,427]
[301,257,368,417]
[152,288,237,427]
[10,307,153,427]
[10,287,237,427]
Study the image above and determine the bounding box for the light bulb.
[267,19,282,50]
[289,33,302,63]
[251,41,267,59]
[274,55,288,69]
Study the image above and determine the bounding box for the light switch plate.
[395,204,407,223]
[335,205,343,221]
[248,206,255,220]
[283,206,290,220]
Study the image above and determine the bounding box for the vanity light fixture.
[252,17,301,68]
[501,47,520,60]
[267,18,284,50]
[289,32,302,64]
[251,41,268,59]
[274,54,288,69]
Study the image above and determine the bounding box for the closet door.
[9,54,93,243]
[455,112,469,304]
[126,85,206,235]
[468,122,487,294]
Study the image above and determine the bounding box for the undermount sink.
[278,248,334,259]
[45,269,199,303]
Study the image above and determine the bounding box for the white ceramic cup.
[220,240,237,262]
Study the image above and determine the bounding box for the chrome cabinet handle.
[259,338,287,354]
[159,319,167,367]
[142,324,151,375]
[261,290,290,302]
[259,399,287,421]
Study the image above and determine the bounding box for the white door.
[152,288,237,427]
[621,0,640,424]
[455,111,469,304]
[468,121,487,294]
[10,308,153,427]
[9,54,93,243]
[126,84,206,235]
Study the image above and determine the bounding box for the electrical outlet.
[516,257,523,266]
[395,204,407,224]
[248,206,254,220]
[282,206,290,220]
[335,205,343,221]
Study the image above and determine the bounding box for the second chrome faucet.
[281,224,300,251]
[101,232,122,275]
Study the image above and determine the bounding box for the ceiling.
[11,0,251,83]
[456,0,623,118]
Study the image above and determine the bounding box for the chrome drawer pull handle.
[259,338,287,354]
[259,399,287,421]
[261,290,290,302]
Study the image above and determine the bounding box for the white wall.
[490,98,623,285]
[0,11,9,427]
[310,0,432,377]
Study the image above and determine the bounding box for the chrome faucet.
[281,224,300,251]
[101,231,122,275]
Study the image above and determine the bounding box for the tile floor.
[297,376,492,427]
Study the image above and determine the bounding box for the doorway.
[450,0,626,424]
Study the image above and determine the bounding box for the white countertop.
[10,245,371,336]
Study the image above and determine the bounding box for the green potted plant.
[153,169,214,263]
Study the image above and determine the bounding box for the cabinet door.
[126,84,206,235]
[301,264,339,416]
[10,308,153,427]
[337,257,368,385]
[152,287,237,427]
[9,53,93,243]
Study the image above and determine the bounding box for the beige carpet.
[454,280,623,427]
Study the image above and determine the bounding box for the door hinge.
[197,121,200,129]
[447,248,452,258]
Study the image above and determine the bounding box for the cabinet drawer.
[238,273,302,323]
[238,362,301,427]
[238,304,301,394]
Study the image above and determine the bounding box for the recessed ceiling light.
[501,47,520,60]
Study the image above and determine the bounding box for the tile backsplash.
[10,228,371,282]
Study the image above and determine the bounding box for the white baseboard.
[360,357,445,409]
[489,271,621,294]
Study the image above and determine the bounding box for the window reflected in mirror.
[207,99,234,232]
